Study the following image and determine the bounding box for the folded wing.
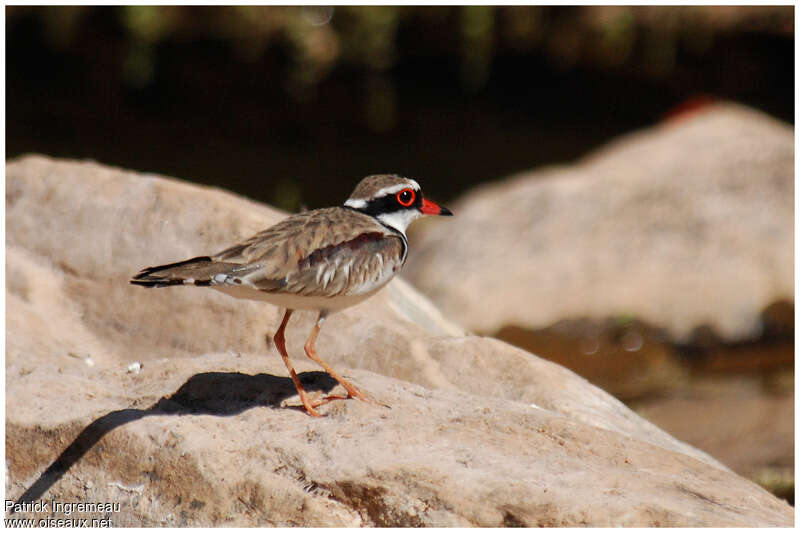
[131,207,404,297]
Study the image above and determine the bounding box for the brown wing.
[212,207,405,297]
[276,230,404,296]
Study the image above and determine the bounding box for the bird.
[131,175,452,416]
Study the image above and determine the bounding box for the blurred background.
[7,5,793,209]
[6,5,794,503]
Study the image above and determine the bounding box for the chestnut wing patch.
[297,232,386,270]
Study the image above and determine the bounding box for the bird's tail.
[130,256,236,288]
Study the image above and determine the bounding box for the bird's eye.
[396,188,415,207]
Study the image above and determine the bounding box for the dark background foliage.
[7,6,793,210]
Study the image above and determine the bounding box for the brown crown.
[348,174,418,201]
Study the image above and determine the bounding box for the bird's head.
[344,174,452,234]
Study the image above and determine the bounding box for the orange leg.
[272,309,323,417]
[303,312,376,404]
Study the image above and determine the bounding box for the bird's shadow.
[12,370,337,508]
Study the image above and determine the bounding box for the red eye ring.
[396,188,416,207]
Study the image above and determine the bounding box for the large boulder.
[6,155,793,526]
[404,103,794,344]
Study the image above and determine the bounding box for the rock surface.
[633,373,795,485]
[404,103,794,344]
[6,155,793,526]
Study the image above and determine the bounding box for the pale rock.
[6,155,792,526]
[405,103,794,343]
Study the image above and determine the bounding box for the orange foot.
[297,386,388,416]
[342,385,389,408]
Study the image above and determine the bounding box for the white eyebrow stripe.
[371,181,420,199]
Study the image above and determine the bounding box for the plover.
[131,175,452,416]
